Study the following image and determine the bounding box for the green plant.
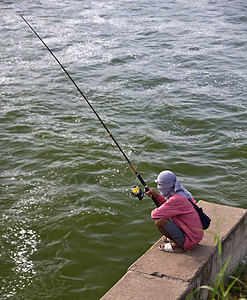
[224,260,247,299]
[187,234,247,300]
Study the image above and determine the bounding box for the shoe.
[158,243,184,253]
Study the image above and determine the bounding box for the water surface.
[1,0,247,299]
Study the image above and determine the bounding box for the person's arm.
[151,195,188,219]
[146,189,166,206]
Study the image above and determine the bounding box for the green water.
[1,0,247,299]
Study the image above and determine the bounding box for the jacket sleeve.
[151,204,176,219]
[156,194,167,206]
[151,196,189,219]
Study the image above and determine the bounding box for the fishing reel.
[131,186,144,201]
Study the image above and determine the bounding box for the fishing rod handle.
[144,186,160,207]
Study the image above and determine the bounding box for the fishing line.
[19,14,159,207]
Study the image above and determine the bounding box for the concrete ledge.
[101,271,189,300]
[101,201,247,299]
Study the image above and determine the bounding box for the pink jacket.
[151,194,204,251]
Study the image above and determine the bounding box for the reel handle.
[131,186,144,201]
[132,186,159,207]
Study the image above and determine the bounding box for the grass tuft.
[187,234,247,300]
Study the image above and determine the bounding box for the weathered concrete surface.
[101,201,247,300]
[101,271,189,300]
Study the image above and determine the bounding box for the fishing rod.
[20,14,159,207]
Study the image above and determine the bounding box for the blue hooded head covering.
[155,170,192,200]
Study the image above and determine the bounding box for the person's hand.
[145,188,160,199]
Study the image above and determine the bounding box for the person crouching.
[146,170,203,253]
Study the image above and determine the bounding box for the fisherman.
[146,171,203,253]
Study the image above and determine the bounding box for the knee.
[155,218,169,229]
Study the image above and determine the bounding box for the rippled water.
[1,0,247,299]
